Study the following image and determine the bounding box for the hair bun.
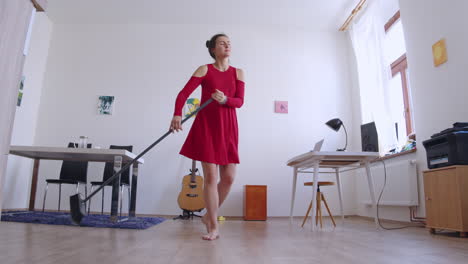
[205,40,211,48]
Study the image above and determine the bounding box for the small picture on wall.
[275,101,288,113]
[184,98,200,118]
[98,96,115,115]
[17,76,25,107]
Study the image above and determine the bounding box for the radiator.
[360,159,419,206]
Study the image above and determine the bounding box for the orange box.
[244,185,267,220]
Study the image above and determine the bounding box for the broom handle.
[83,98,214,203]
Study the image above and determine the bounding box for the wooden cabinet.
[243,185,267,221]
[424,166,468,237]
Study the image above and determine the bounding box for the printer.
[423,122,468,169]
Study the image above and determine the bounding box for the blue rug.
[1,211,166,229]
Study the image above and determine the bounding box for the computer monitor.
[361,122,379,152]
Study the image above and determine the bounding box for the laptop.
[287,139,325,165]
[312,139,324,152]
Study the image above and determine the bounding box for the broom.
[70,98,213,224]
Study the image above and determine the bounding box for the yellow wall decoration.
[432,39,448,67]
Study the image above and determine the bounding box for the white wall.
[399,0,468,217]
[353,0,468,222]
[30,23,357,216]
[3,13,53,209]
[0,0,35,213]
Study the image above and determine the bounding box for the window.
[349,3,414,154]
[383,11,414,142]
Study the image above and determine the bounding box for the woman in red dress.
[170,33,245,240]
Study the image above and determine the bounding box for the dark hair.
[206,33,228,59]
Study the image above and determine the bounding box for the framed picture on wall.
[184,98,200,118]
[17,76,25,107]
[274,101,288,113]
[432,38,448,67]
[98,96,115,115]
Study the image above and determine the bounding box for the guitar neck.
[191,160,196,182]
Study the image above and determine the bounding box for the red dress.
[174,64,245,165]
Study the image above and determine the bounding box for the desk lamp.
[326,118,347,151]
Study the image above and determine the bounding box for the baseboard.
[2,208,28,212]
[267,215,353,219]
[355,215,424,226]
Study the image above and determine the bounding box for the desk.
[9,146,144,221]
[287,151,379,231]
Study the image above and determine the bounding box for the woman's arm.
[171,65,207,132]
[224,68,245,108]
[173,65,207,116]
[236,68,245,82]
[193,65,208,77]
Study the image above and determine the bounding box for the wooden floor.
[1,216,467,264]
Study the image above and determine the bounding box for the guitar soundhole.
[186,194,199,198]
[189,184,197,189]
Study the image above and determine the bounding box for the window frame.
[385,11,414,136]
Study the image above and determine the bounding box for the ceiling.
[46,0,357,31]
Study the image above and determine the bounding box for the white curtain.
[349,0,397,154]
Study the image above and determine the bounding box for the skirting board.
[362,200,418,206]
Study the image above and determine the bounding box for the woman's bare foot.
[202,229,220,241]
[201,214,210,233]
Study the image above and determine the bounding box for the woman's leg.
[201,162,219,240]
[218,164,236,207]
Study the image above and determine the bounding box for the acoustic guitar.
[177,160,205,211]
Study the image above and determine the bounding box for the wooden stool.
[301,181,336,228]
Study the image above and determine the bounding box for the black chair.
[42,142,91,212]
[88,145,133,216]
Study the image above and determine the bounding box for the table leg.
[290,167,298,223]
[335,168,345,223]
[28,159,40,211]
[310,162,319,231]
[110,156,122,223]
[129,163,139,218]
[365,161,379,228]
